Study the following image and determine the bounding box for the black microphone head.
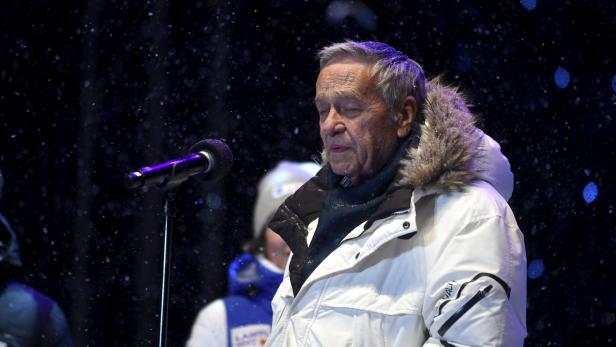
[189,139,233,182]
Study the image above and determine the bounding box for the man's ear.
[395,96,416,139]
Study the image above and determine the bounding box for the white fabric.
[257,254,285,274]
[253,162,321,238]
[476,131,514,201]
[187,298,273,347]
[186,299,227,347]
[265,179,527,346]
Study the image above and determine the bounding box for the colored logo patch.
[230,324,271,347]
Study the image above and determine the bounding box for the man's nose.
[321,107,346,136]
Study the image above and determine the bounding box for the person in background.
[186,161,320,347]
[0,169,73,347]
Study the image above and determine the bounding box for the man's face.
[315,59,406,184]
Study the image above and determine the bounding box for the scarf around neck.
[296,138,412,291]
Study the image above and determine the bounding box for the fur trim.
[320,77,483,192]
[398,77,482,191]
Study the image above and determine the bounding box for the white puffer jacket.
[265,80,526,346]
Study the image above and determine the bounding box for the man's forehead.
[317,69,359,89]
[315,62,374,97]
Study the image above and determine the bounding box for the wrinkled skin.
[315,59,416,185]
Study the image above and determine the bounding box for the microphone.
[125,139,233,189]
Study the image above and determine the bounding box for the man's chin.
[330,163,355,178]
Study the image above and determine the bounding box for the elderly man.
[265,41,526,346]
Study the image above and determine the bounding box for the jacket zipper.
[437,284,493,336]
[274,299,289,326]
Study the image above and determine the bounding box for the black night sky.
[1,0,615,345]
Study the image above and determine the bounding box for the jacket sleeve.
[420,196,527,347]
[186,299,227,347]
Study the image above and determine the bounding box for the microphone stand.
[126,139,232,347]
[158,191,174,347]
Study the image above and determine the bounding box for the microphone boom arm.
[124,139,232,190]
[125,151,214,189]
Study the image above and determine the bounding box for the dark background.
[1,0,615,345]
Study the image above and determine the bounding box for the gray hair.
[318,40,427,121]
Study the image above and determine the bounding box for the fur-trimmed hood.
[400,78,513,199]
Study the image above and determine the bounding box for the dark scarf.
[269,137,416,295]
[297,141,410,288]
